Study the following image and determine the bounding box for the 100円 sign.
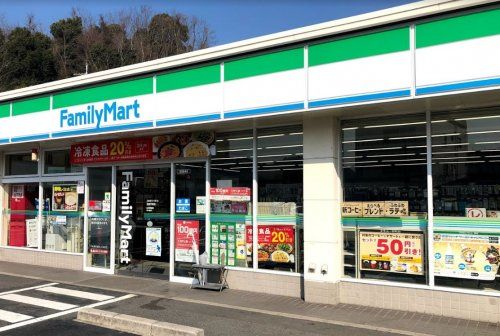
[359,231,424,275]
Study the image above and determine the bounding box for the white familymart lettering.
[60,99,140,129]
[119,171,133,264]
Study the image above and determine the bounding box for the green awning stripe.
[12,96,50,116]
[224,48,304,81]
[416,8,500,48]
[53,77,153,109]
[309,27,410,67]
[157,65,220,92]
[0,103,9,118]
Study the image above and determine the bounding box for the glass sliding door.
[173,162,207,278]
[115,166,171,278]
[86,167,113,271]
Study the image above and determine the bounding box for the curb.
[77,308,204,336]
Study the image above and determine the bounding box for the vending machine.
[8,185,33,247]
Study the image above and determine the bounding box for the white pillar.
[303,114,342,304]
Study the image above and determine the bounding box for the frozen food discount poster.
[434,232,500,280]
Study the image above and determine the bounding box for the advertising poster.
[52,184,78,211]
[71,137,152,164]
[247,225,295,264]
[153,131,215,159]
[359,231,424,275]
[145,227,162,257]
[89,217,110,255]
[175,220,199,262]
[434,232,500,280]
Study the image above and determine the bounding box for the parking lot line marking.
[36,286,115,301]
[0,294,136,333]
[0,293,78,311]
[0,309,33,323]
[0,283,58,296]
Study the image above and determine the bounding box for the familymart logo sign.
[60,99,141,129]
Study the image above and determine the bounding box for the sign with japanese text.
[52,184,78,212]
[175,220,199,262]
[210,187,251,201]
[341,202,362,217]
[434,232,500,280]
[247,225,295,264]
[89,216,110,255]
[70,137,152,164]
[362,202,385,217]
[359,231,424,275]
[175,198,191,213]
[384,201,408,217]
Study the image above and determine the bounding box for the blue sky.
[0,0,418,45]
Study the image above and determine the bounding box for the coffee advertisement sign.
[359,231,424,275]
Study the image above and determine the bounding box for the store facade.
[1,0,500,322]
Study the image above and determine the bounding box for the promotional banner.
[145,227,162,257]
[210,187,251,201]
[52,184,78,211]
[175,220,200,262]
[359,231,424,275]
[434,232,500,280]
[71,137,152,164]
[153,131,215,159]
[247,225,295,264]
[89,216,110,255]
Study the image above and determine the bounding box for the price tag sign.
[359,231,424,275]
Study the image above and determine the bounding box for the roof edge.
[0,0,495,102]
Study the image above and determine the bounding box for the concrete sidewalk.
[0,261,498,336]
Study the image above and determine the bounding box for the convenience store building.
[1,0,500,323]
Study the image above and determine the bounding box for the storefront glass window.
[174,163,206,277]
[87,167,112,269]
[116,167,171,277]
[257,126,303,273]
[342,114,427,284]
[3,183,39,248]
[210,130,253,268]
[5,153,38,176]
[41,182,84,253]
[432,108,500,291]
[44,149,82,174]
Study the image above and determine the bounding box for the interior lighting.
[258,133,285,138]
[342,138,383,144]
[288,132,303,135]
[432,143,469,147]
[433,156,481,160]
[467,130,500,135]
[394,162,427,166]
[366,153,415,158]
[348,146,402,152]
[432,151,475,155]
[258,153,293,158]
[265,144,303,149]
[439,160,485,164]
[383,158,426,163]
[388,135,425,140]
[455,115,500,121]
[364,121,426,128]
[211,156,249,161]
[218,148,253,153]
[342,127,358,131]
[475,140,500,145]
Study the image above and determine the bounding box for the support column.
[302,114,342,304]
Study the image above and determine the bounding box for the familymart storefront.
[1,0,500,323]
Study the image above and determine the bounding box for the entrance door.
[172,162,207,279]
[116,166,171,278]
